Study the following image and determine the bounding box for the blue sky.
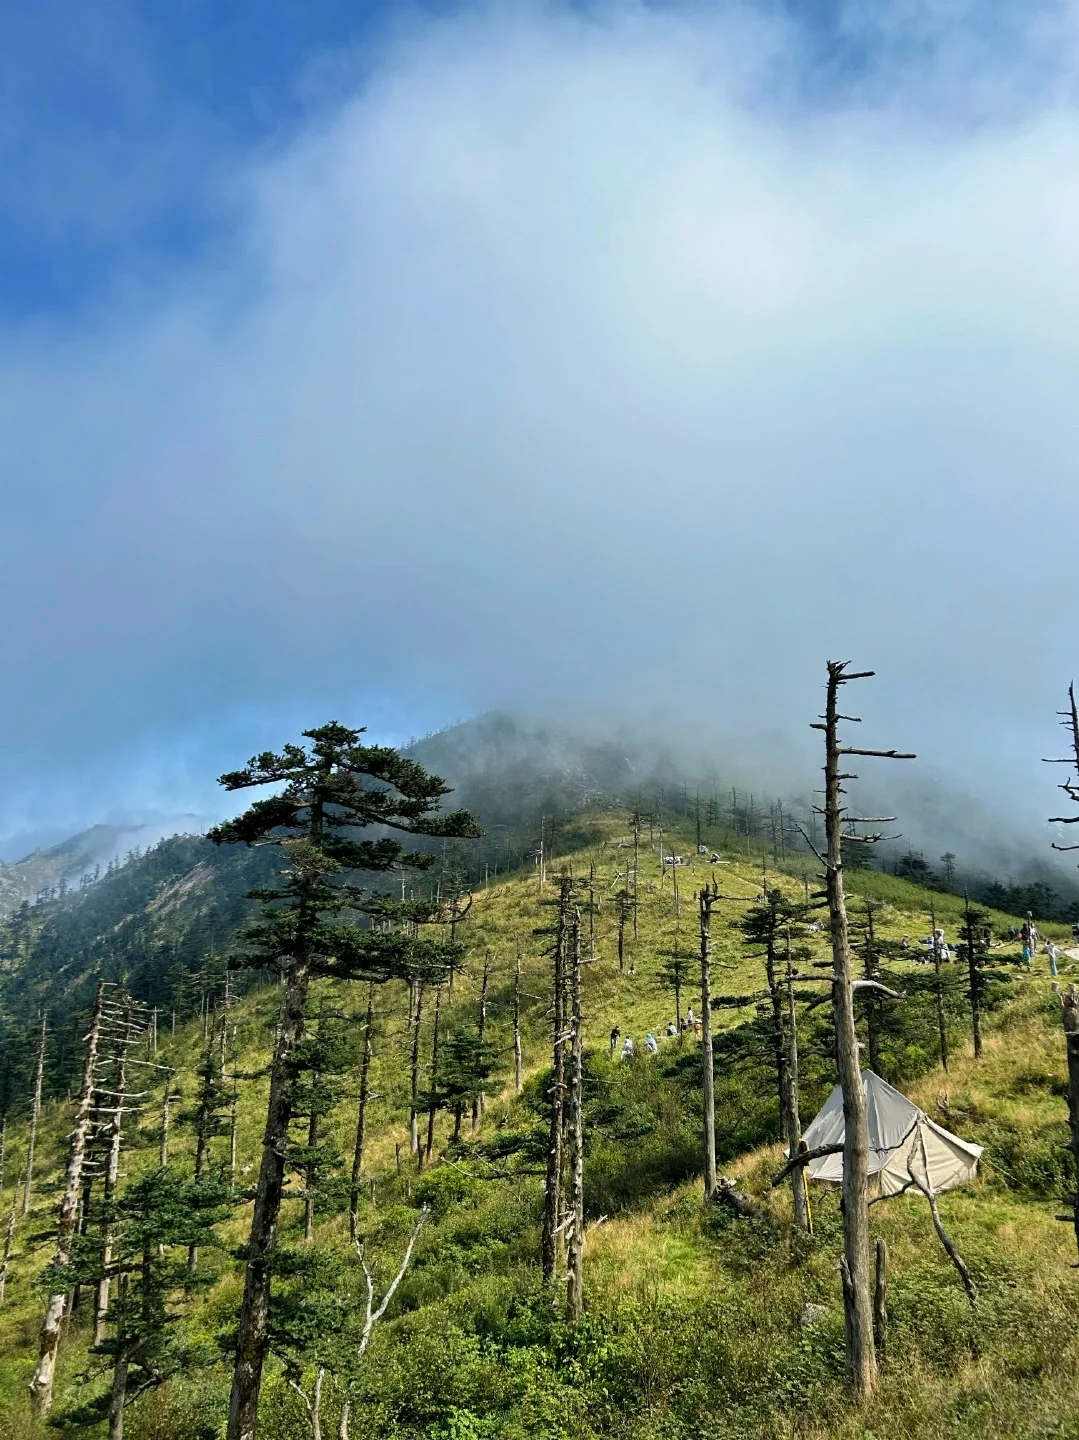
[2,0,1079,852]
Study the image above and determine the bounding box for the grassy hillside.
[0,812,1076,1439]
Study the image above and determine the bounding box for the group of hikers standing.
[609,1006,702,1061]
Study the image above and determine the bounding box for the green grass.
[1,812,1077,1439]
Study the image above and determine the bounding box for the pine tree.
[61,1167,229,1440]
[209,722,480,1440]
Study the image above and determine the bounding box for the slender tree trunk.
[699,889,718,1198]
[349,984,375,1245]
[425,989,442,1162]
[472,954,490,1131]
[784,936,809,1231]
[822,662,877,1401]
[23,1013,47,1216]
[541,884,568,1285]
[190,1025,217,1268]
[617,900,625,973]
[565,911,585,1320]
[160,1074,173,1168]
[863,908,882,1078]
[931,910,949,1073]
[0,1167,21,1305]
[632,815,640,940]
[95,1038,129,1345]
[30,981,104,1417]
[1057,988,1079,1263]
[873,1238,888,1355]
[409,985,424,1157]
[227,951,313,1440]
[964,894,982,1059]
[513,940,523,1095]
[107,1282,130,1440]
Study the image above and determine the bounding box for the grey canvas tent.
[801,1070,983,1198]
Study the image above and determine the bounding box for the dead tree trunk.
[699,886,719,1198]
[541,880,569,1285]
[873,1238,888,1355]
[29,980,105,1417]
[107,1275,131,1440]
[1054,984,1079,1263]
[632,812,640,941]
[513,939,523,1095]
[931,907,949,1073]
[963,893,983,1060]
[565,910,585,1320]
[349,984,376,1245]
[409,984,424,1158]
[861,905,883,1078]
[23,1013,47,1216]
[815,659,913,1401]
[0,1162,23,1305]
[95,1032,130,1345]
[425,988,442,1162]
[472,952,490,1132]
[783,931,809,1231]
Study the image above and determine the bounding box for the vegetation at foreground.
[0,765,1077,1434]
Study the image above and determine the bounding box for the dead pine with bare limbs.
[1044,681,1079,1263]
[806,660,915,1401]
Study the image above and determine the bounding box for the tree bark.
[227,956,313,1440]
[931,909,949,1073]
[513,940,523,1095]
[23,1014,47,1216]
[873,1237,888,1356]
[699,889,718,1198]
[30,981,105,1416]
[0,1172,20,1305]
[349,984,375,1245]
[783,934,809,1231]
[409,985,424,1157]
[96,1033,130,1345]
[472,953,490,1131]
[822,662,878,1401]
[565,911,585,1320]
[964,894,983,1060]
[425,988,442,1161]
[541,882,568,1285]
[1055,985,1079,1262]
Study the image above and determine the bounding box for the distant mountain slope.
[0,816,206,917]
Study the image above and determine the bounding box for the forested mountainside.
[0,780,1077,1440]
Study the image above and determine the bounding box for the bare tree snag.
[873,1238,888,1355]
[425,988,442,1162]
[565,910,585,1320]
[29,980,105,1417]
[409,984,424,1158]
[814,660,914,1400]
[783,930,809,1231]
[95,1008,134,1345]
[931,907,949,1073]
[541,879,570,1285]
[349,984,376,1245]
[1053,984,1079,1263]
[0,1165,20,1306]
[699,885,719,1198]
[472,952,490,1132]
[22,1013,47,1215]
[962,893,983,1060]
[23,1013,47,1216]
[513,939,523,1095]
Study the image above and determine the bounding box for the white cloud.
[3,0,1079,834]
